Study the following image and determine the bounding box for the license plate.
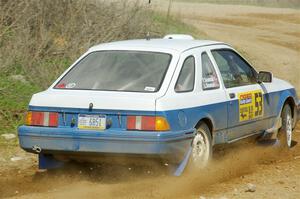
[78,114,106,130]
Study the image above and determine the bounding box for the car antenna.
[146,0,151,41]
[146,32,150,40]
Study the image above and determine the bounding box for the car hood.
[29,89,161,111]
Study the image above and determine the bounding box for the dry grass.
[0,0,165,134]
[0,0,155,88]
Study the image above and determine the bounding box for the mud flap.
[39,154,64,170]
[173,146,192,176]
[257,138,280,147]
[256,130,281,147]
[256,117,282,147]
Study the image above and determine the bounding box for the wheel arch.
[283,97,296,116]
[194,117,214,137]
[280,96,297,128]
[276,89,297,119]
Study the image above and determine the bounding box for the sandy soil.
[1,2,300,199]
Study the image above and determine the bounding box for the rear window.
[55,51,172,92]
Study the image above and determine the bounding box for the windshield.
[55,51,172,92]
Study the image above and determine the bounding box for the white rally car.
[18,34,300,175]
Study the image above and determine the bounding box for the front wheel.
[278,104,293,148]
[190,123,212,169]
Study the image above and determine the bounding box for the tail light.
[127,116,170,131]
[26,111,58,127]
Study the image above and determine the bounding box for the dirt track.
[1,2,300,199]
[1,124,300,199]
[157,2,300,94]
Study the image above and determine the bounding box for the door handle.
[229,93,236,99]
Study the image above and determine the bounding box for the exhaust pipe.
[32,145,42,153]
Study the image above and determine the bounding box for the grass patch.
[0,58,72,136]
[0,75,41,135]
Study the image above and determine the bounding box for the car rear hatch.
[28,89,161,131]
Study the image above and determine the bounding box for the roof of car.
[89,38,226,53]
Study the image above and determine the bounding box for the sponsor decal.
[66,82,76,88]
[238,90,263,121]
[144,86,156,92]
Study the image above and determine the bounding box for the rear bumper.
[18,126,195,161]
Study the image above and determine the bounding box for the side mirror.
[258,71,272,83]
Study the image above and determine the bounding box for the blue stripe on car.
[18,88,298,157]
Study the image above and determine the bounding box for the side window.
[211,49,257,88]
[175,56,195,92]
[201,52,220,90]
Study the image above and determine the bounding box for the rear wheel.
[278,104,293,148]
[190,123,212,169]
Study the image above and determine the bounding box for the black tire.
[278,104,293,149]
[188,122,213,170]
